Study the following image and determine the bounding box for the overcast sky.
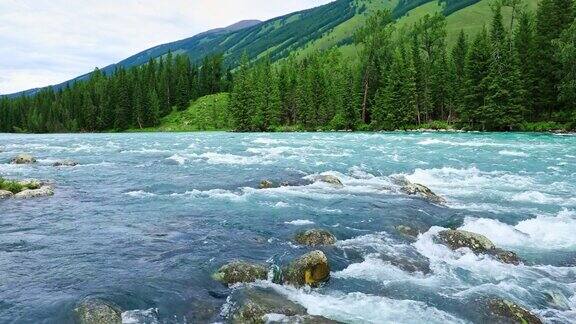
[0,0,333,94]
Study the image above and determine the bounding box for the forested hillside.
[0,0,574,132]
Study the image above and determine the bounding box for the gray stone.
[316,175,343,187]
[14,186,54,199]
[53,159,78,167]
[0,190,14,199]
[10,154,36,164]
[74,298,122,324]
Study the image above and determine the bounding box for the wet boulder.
[316,175,343,187]
[400,180,446,205]
[437,230,522,265]
[212,261,268,285]
[487,299,542,324]
[395,225,421,239]
[10,154,36,165]
[74,298,122,324]
[492,248,522,266]
[232,287,337,324]
[14,185,54,199]
[53,159,78,167]
[0,190,14,199]
[284,250,330,287]
[295,229,337,246]
[437,230,495,254]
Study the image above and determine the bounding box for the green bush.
[0,178,25,194]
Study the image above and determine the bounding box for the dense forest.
[0,0,575,133]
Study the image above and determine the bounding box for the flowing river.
[0,132,575,323]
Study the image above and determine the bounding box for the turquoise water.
[0,132,575,323]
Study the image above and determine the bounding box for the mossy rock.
[74,298,122,324]
[259,180,274,189]
[488,299,542,324]
[284,250,330,287]
[295,229,337,246]
[212,261,268,285]
[401,181,446,204]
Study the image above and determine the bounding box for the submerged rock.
[295,229,337,246]
[212,261,268,285]
[10,154,36,165]
[232,287,337,324]
[74,298,122,324]
[316,175,343,187]
[259,180,274,189]
[284,250,330,287]
[395,225,421,239]
[487,299,542,324]
[14,185,54,199]
[0,190,14,199]
[53,159,78,167]
[544,290,572,310]
[437,230,522,265]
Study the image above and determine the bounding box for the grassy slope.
[395,0,540,46]
[133,93,231,132]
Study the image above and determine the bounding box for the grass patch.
[0,178,40,194]
[132,93,232,132]
[518,121,573,132]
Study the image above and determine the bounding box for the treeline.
[1,0,575,133]
[0,53,230,132]
[230,0,576,131]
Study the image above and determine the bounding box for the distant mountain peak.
[200,19,262,36]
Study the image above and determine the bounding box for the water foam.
[284,220,315,226]
[499,150,530,157]
[262,283,467,324]
[460,209,576,250]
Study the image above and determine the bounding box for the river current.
[0,132,575,323]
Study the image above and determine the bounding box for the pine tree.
[229,53,254,131]
[554,19,576,121]
[452,30,469,118]
[463,27,491,127]
[482,5,525,130]
[514,10,538,118]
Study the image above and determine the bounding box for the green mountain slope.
[10,0,541,97]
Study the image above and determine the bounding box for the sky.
[0,0,333,95]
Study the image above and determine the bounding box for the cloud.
[0,0,333,94]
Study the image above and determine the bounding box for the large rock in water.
[74,298,122,324]
[14,185,54,199]
[212,261,268,285]
[10,154,36,164]
[487,299,542,324]
[437,230,522,265]
[395,225,421,239]
[295,229,337,246]
[232,287,338,324]
[284,250,330,287]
